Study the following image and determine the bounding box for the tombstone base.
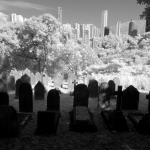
[17,112,32,133]
[128,112,150,134]
[35,110,60,135]
[101,110,129,132]
[69,106,97,133]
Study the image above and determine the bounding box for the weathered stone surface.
[15,79,22,99]
[7,75,15,91]
[47,89,60,111]
[0,92,9,106]
[19,82,33,112]
[21,74,31,84]
[73,84,89,108]
[88,79,98,98]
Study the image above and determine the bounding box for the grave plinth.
[101,86,128,132]
[69,106,97,133]
[35,110,60,135]
[128,91,150,134]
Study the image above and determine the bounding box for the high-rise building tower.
[116,21,121,36]
[57,7,62,24]
[10,13,17,22]
[101,10,108,37]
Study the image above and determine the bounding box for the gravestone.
[21,74,31,84]
[0,105,19,137]
[99,82,112,109]
[0,72,7,83]
[73,84,89,108]
[34,81,45,100]
[35,110,60,135]
[88,79,99,98]
[0,92,9,106]
[7,75,15,91]
[122,85,139,110]
[0,79,7,93]
[54,74,63,89]
[35,72,41,84]
[15,79,22,99]
[113,77,120,91]
[47,89,60,110]
[23,68,30,76]
[19,82,33,112]
[43,73,49,87]
[108,80,116,99]
[68,73,77,92]
[30,73,35,86]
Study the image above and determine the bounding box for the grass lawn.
[0,90,150,150]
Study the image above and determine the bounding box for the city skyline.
[0,0,146,28]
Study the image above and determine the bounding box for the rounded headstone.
[47,89,60,110]
[73,84,89,108]
[0,92,9,106]
[19,82,33,112]
[15,79,22,99]
[88,79,98,98]
[0,105,19,137]
[21,74,30,84]
[7,76,15,91]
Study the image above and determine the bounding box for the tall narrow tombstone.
[113,77,120,91]
[54,73,63,89]
[68,73,77,92]
[15,79,22,99]
[0,105,19,137]
[122,85,139,110]
[0,92,9,106]
[30,73,35,86]
[34,81,45,100]
[19,82,33,112]
[35,72,41,84]
[47,89,60,110]
[99,82,112,109]
[108,80,116,99]
[88,79,99,98]
[21,74,31,84]
[7,75,15,91]
[73,84,89,108]
[0,79,7,93]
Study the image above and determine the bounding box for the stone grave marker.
[108,80,116,99]
[47,89,60,110]
[30,72,35,86]
[21,74,31,84]
[34,81,45,100]
[113,77,120,91]
[88,79,99,98]
[122,85,139,110]
[7,75,15,91]
[15,79,22,99]
[0,78,7,93]
[19,82,33,112]
[0,105,19,137]
[23,68,30,76]
[0,92,9,106]
[35,72,41,84]
[54,73,63,89]
[73,84,89,108]
[99,82,112,109]
[68,73,77,92]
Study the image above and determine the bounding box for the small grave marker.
[15,79,22,99]
[7,75,15,91]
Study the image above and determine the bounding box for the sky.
[0,0,146,28]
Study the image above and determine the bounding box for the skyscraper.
[57,7,62,24]
[101,10,108,37]
[116,21,121,36]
